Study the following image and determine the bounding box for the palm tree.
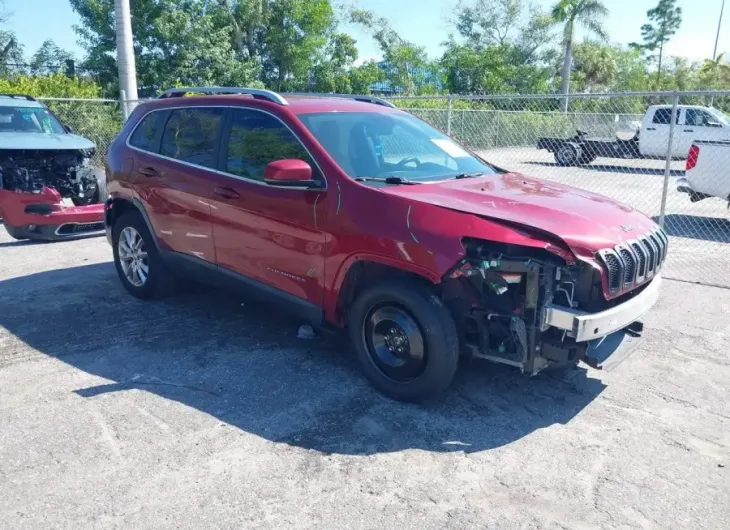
[552,0,609,112]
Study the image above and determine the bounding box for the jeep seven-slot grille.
[598,228,668,293]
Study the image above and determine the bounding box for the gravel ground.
[0,223,728,529]
[479,148,730,289]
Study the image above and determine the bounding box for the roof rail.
[0,93,38,102]
[157,87,288,105]
[284,92,397,108]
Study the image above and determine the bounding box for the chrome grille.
[599,228,668,293]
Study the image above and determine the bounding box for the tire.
[347,279,460,402]
[3,222,29,241]
[555,142,582,166]
[112,210,176,299]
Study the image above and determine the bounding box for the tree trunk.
[560,31,573,114]
[657,42,664,89]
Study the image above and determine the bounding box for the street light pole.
[114,0,138,117]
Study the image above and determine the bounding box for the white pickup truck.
[538,105,730,165]
[676,140,730,205]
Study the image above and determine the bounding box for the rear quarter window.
[129,110,167,152]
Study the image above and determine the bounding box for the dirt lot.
[1,223,729,529]
[479,148,730,289]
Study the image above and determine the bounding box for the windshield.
[0,106,66,134]
[298,111,497,182]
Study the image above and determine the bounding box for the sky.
[2,0,728,65]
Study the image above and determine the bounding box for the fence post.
[495,110,500,148]
[446,95,453,136]
[659,92,680,229]
[120,89,129,121]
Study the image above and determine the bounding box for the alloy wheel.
[118,226,149,287]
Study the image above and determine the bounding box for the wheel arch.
[325,254,441,325]
[106,195,162,253]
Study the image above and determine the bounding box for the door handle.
[138,166,159,177]
[646,127,656,131]
[683,129,694,132]
[213,186,241,199]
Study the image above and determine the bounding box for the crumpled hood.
[382,172,659,255]
[0,132,95,151]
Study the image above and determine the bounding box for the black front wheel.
[348,279,459,402]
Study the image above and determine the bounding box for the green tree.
[260,0,336,90]
[551,0,609,112]
[699,53,730,90]
[348,60,384,94]
[453,0,555,62]
[630,0,682,88]
[0,1,24,76]
[348,8,435,94]
[70,0,263,94]
[570,41,617,91]
[440,41,550,95]
[29,40,75,76]
[72,0,348,94]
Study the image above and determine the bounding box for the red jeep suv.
[104,87,667,402]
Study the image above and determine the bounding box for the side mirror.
[63,124,74,133]
[264,159,321,188]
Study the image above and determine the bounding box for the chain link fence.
[38,97,123,169]
[390,91,730,288]
[32,91,729,288]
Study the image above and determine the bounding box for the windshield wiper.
[451,172,485,179]
[354,176,421,185]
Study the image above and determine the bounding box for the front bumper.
[542,275,662,342]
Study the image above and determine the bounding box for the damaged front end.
[0,148,102,206]
[442,237,660,375]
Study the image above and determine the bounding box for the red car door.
[133,107,225,263]
[207,108,327,306]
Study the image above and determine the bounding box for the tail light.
[686,144,700,170]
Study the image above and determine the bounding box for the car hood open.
[381,172,659,255]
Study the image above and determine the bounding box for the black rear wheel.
[348,279,459,402]
[555,142,582,166]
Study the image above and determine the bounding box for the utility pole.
[713,0,725,62]
[114,0,138,116]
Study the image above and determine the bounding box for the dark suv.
[104,87,666,402]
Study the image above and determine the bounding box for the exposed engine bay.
[0,149,101,206]
[442,238,649,374]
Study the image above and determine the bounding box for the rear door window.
[160,108,225,168]
[652,108,679,125]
